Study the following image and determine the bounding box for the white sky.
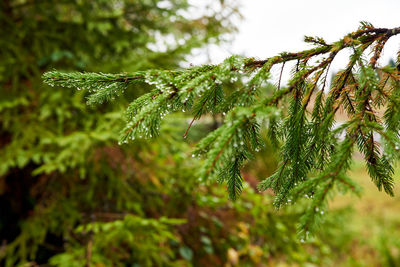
[191,0,400,84]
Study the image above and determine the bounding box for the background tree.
[0,0,240,265]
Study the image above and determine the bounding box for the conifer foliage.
[44,23,400,235]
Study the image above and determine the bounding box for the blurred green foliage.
[1,0,400,266]
[0,0,238,265]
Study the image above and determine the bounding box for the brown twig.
[183,117,196,138]
[277,62,285,91]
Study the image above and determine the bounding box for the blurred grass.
[333,160,400,225]
[331,160,400,265]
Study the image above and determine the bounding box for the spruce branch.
[43,23,400,235]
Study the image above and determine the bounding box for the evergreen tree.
[1,1,242,265]
[45,22,400,238]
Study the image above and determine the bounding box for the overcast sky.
[195,0,400,83]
